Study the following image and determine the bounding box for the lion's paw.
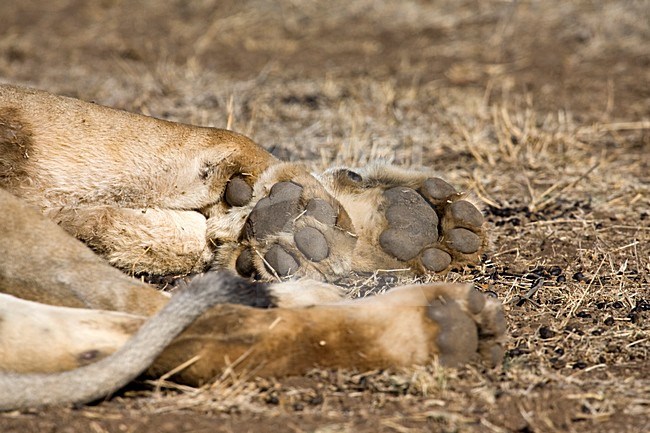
[381,179,485,272]
[319,164,487,275]
[425,284,505,366]
[368,282,505,367]
[214,164,357,281]
[213,163,487,281]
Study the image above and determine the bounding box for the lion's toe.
[224,175,254,207]
[420,247,453,272]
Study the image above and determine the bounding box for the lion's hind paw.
[426,284,505,367]
[321,165,487,275]
[215,164,357,281]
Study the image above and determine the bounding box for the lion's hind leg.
[0,272,277,410]
[147,281,505,385]
[0,293,145,374]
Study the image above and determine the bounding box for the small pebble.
[538,326,555,339]
[572,272,585,282]
[549,266,562,276]
[572,361,588,370]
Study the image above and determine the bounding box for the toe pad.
[421,248,452,272]
[225,176,253,207]
[449,200,484,227]
[447,228,481,254]
[264,245,299,277]
[294,227,329,262]
[379,187,439,261]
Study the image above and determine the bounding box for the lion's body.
[0,85,504,410]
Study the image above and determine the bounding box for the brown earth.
[1,0,648,432]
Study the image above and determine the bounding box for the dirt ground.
[1,0,648,432]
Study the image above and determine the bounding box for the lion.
[0,84,505,410]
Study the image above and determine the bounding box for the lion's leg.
[318,163,488,275]
[1,85,280,277]
[1,85,278,215]
[0,275,503,405]
[0,188,168,315]
[149,280,505,385]
[0,271,342,377]
[0,293,145,374]
[53,206,214,276]
[0,272,278,410]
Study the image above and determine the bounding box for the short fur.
[0,272,254,410]
[0,85,504,410]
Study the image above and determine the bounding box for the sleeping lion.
[0,85,505,410]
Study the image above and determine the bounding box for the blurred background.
[1,0,647,167]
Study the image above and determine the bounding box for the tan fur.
[0,187,167,315]
[1,85,277,275]
[0,85,503,409]
[0,293,142,373]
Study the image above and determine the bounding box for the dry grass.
[0,0,648,432]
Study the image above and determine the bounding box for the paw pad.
[375,178,485,273]
[446,228,481,254]
[264,244,299,277]
[220,165,487,280]
[305,199,337,226]
[449,200,484,227]
[294,227,329,262]
[429,299,479,365]
[426,285,505,367]
[224,176,253,207]
[420,177,458,203]
[421,248,452,272]
[379,187,439,261]
[235,248,255,277]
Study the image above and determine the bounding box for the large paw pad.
[377,177,485,274]
[379,187,439,261]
